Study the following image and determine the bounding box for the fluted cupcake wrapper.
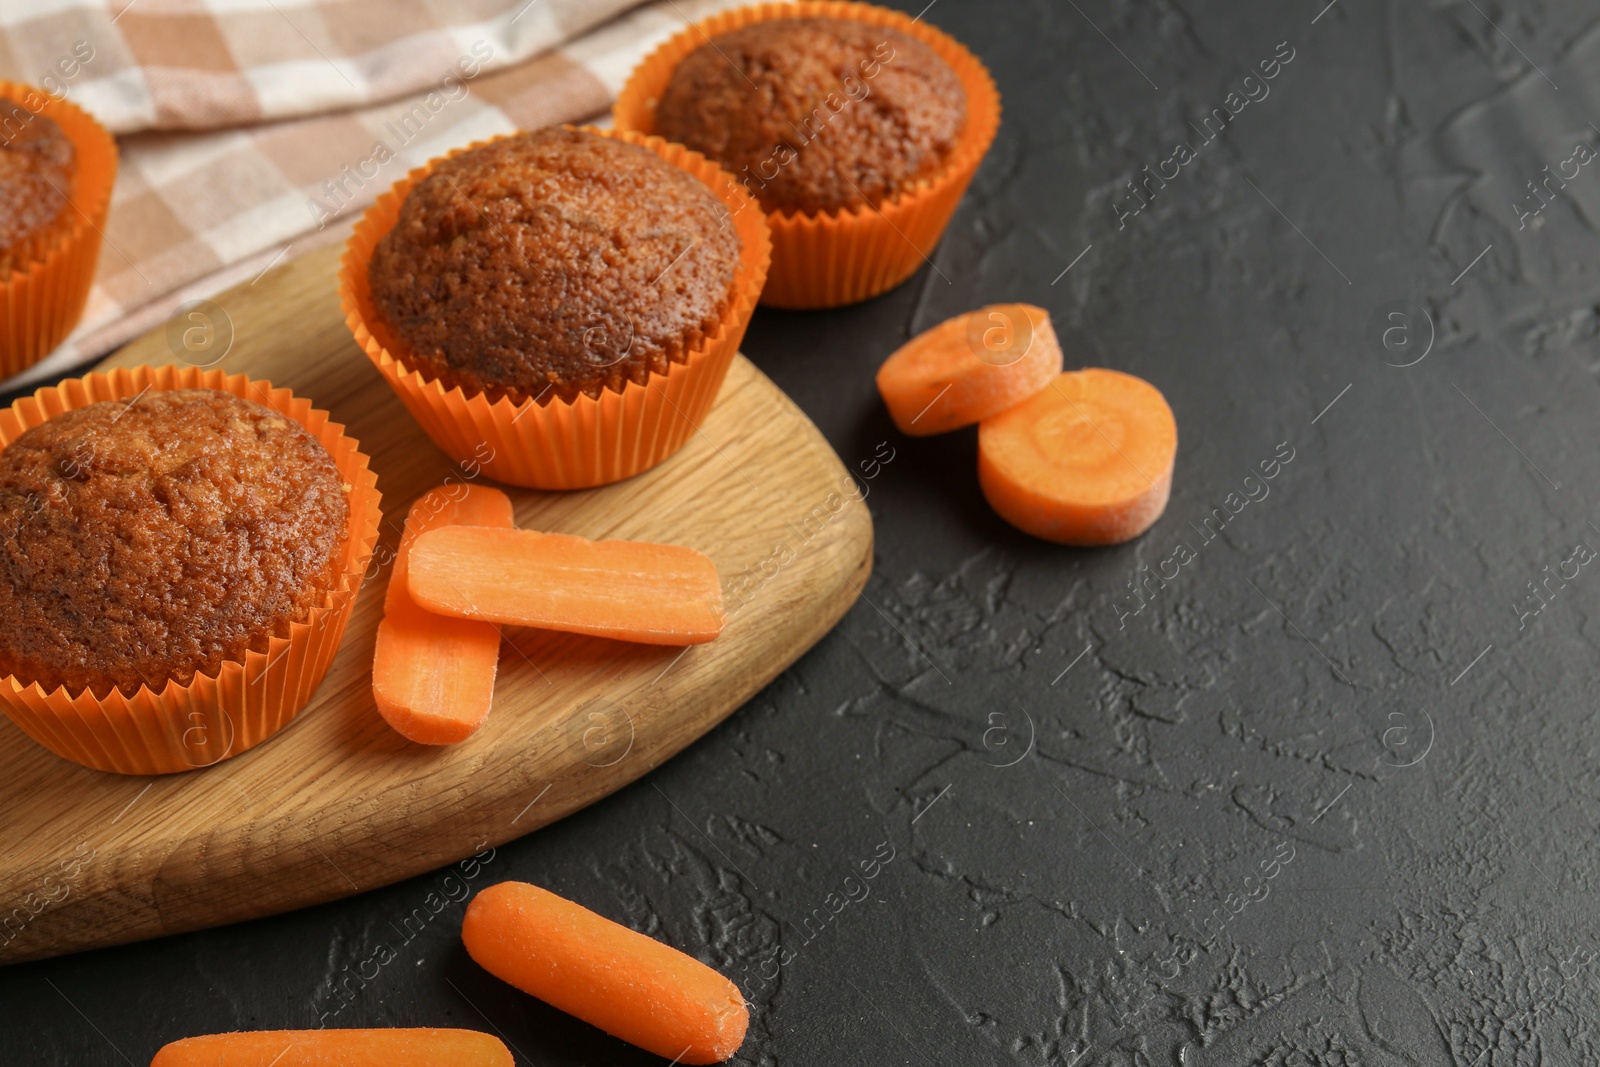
[339,127,772,491]
[613,1,1001,310]
[0,82,117,379]
[0,366,383,776]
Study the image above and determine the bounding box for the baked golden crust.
[368,127,741,406]
[654,17,966,215]
[0,99,73,274]
[0,389,350,695]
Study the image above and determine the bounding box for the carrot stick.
[407,526,725,645]
[150,1028,512,1066]
[877,304,1062,435]
[372,484,515,745]
[462,881,747,1064]
[978,368,1176,545]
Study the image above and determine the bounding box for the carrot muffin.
[0,389,350,696]
[653,17,967,216]
[0,98,73,276]
[366,126,742,406]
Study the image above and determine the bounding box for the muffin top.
[0,100,74,268]
[654,17,967,216]
[0,389,350,696]
[368,127,742,406]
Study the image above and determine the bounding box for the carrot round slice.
[150,1028,512,1066]
[877,304,1063,435]
[407,526,725,645]
[372,485,515,745]
[462,881,748,1064]
[978,368,1176,545]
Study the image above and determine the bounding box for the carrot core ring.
[978,368,1176,546]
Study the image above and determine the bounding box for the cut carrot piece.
[877,304,1062,435]
[372,485,515,745]
[150,1028,512,1066]
[978,368,1176,545]
[462,881,747,1064]
[407,526,725,645]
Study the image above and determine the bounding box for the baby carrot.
[877,304,1062,435]
[150,1028,511,1066]
[462,881,747,1064]
[978,368,1176,545]
[407,526,725,645]
[372,484,515,745]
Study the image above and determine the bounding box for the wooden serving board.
[0,243,873,964]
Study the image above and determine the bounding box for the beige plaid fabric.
[0,0,766,388]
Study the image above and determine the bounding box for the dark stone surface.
[7,0,1600,1063]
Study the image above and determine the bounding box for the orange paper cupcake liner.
[613,1,1000,310]
[0,82,117,380]
[339,127,771,491]
[0,366,382,776]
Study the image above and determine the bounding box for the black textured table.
[8,0,1600,1063]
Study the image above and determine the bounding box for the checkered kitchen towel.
[0,0,764,389]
